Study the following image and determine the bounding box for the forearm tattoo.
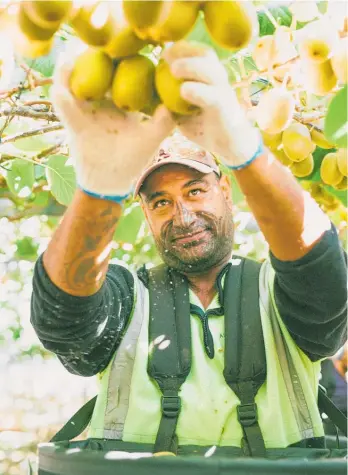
[63,206,119,292]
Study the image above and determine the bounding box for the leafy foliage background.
[0,3,347,474]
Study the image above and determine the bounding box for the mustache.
[161,211,219,243]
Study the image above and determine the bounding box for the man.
[31,42,347,452]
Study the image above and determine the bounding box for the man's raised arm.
[40,50,174,296]
[43,191,122,296]
[167,41,347,358]
[30,52,174,375]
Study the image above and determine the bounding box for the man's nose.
[173,201,196,227]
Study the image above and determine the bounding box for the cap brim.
[133,158,216,197]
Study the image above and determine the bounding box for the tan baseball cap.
[134,135,221,197]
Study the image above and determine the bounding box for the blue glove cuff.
[227,136,264,171]
[80,187,130,204]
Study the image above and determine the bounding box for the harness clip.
[161,395,181,418]
[237,403,258,427]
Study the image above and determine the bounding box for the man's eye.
[153,199,169,209]
[189,188,204,196]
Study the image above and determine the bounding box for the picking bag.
[37,438,347,475]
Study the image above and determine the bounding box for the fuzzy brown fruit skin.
[331,38,348,84]
[310,128,335,150]
[302,59,338,96]
[155,60,197,115]
[143,1,200,43]
[320,152,344,186]
[104,29,146,59]
[261,131,282,151]
[334,176,348,191]
[24,1,72,30]
[14,33,53,59]
[271,27,297,69]
[298,38,332,64]
[123,1,164,31]
[309,182,339,211]
[273,149,293,167]
[296,20,339,64]
[252,35,275,70]
[18,4,57,41]
[70,49,114,101]
[71,3,114,47]
[290,153,314,177]
[203,1,258,51]
[336,149,348,177]
[102,3,147,59]
[282,123,316,162]
[255,88,295,135]
[112,55,155,112]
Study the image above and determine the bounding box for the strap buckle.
[237,403,258,427]
[161,395,181,418]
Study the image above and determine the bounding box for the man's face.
[140,164,234,274]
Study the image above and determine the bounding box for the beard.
[154,206,234,274]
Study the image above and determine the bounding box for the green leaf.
[10,325,23,341]
[2,118,51,152]
[34,164,46,179]
[45,154,76,206]
[24,50,55,78]
[324,86,348,148]
[6,159,35,196]
[14,135,50,152]
[24,36,66,77]
[317,1,328,15]
[225,55,258,83]
[43,197,67,216]
[113,203,144,244]
[15,237,39,261]
[258,6,292,37]
[29,190,50,207]
[40,83,52,98]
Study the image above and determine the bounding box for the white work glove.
[163,42,263,169]
[50,53,175,200]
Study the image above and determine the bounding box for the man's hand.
[163,41,262,168]
[163,42,332,262]
[51,51,175,198]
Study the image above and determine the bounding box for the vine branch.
[0,141,65,167]
[0,106,59,122]
[0,78,53,100]
[0,123,63,144]
[231,55,300,90]
[36,141,64,159]
[23,100,52,107]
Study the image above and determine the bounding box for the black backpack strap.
[50,395,97,442]
[223,257,267,457]
[147,265,191,454]
[318,385,348,437]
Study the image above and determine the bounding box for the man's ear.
[139,194,152,225]
[219,174,233,207]
[139,194,147,216]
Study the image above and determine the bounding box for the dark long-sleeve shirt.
[31,224,347,377]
